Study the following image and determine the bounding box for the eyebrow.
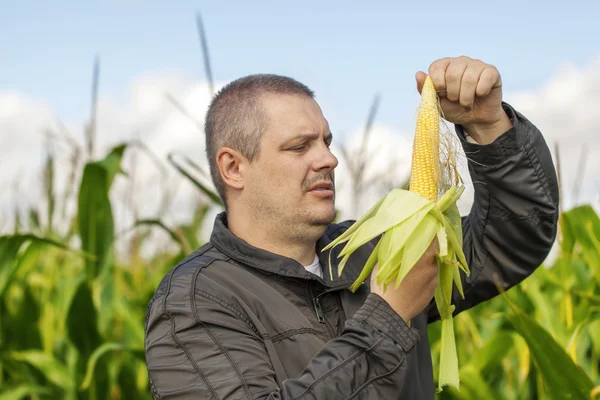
[283,132,333,145]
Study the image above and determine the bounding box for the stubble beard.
[251,172,336,243]
[255,193,336,244]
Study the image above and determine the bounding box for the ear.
[216,147,246,192]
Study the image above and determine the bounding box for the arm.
[428,103,559,322]
[145,288,422,399]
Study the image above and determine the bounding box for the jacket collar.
[209,212,364,288]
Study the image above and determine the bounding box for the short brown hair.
[204,74,315,206]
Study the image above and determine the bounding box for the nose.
[313,143,339,173]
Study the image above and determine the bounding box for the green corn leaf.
[0,384,51,400]
[323,193,389,252]
[512,333,531,384]
[396,213,438,288]
[3,283,42,352]
[116,297,146,350]
[66,279,101,364]
[377,227,394,265]
[378,244,405,288]
[452,257,465,299]
[167,152,224,207]
[349,240,381,292]
[435,185,459,211]
[116,354,151,400]
[589,320,600,359]
[134,219,192,255]
[561,205,600,280]
[439,260,454,312]
[373,229,395,280]
[463,330,515,375]
[0,236,30,301]
[372,205,435,287]
[437,224,448,257]
[444,202,464,248]
[437,317,459,390]
[430,207,469,274]
[324,189,430,254]
[80,342,127,390]
[10,350,75,390]
[335,252,351,278]
[337,192,433,258]
[77,149,122,279]
[457,366,501,400]
[506,305,595,399]
[0,234,88,299]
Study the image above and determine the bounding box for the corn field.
[1,127,600,400]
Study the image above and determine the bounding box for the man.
[144,56,559,399]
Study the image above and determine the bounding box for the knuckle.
[460,96,473,108]
[485,65,500,78]
[462,71,479,87]
[428,65,441,78]
[445,68,461,81]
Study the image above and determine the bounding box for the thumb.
[415,71,427,94]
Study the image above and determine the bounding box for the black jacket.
[144,103,559,399]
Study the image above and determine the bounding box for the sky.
[1,0,599,250]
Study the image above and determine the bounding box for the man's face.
[244,93,338,238]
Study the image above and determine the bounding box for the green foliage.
[431,205,600,399]
[0,145,222,399]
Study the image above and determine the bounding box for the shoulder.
[154,244,222,293]
[145,241,267,315]
[145,243,232,319]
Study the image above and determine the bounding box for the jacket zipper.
[310,283,349,338]
[312,296,326,323]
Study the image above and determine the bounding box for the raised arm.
[428,102,559,322]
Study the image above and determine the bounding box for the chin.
[309,208,337,226]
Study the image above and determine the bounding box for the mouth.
[308,181,335,198]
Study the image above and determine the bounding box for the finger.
[415,71,427,94]
[459,64,485,109]
[445,60,468,102]
[428,57,452,95]
[475,66,501,97]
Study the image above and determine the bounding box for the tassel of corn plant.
[323,75,469,392]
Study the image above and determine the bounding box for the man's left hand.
[416,56,512,145]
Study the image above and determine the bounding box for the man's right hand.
[369,238,439,323]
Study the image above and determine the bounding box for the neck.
[226,207,317,266]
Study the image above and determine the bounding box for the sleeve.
[145,288,422,399]
[428,102,560,322]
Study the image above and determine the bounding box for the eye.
[325,135,333,148]
[289,144,306,151]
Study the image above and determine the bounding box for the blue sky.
[2,0,598,136]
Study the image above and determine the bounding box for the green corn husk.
[323,185,470,391]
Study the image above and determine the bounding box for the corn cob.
[322,75,469,392]
[409,76,441,203]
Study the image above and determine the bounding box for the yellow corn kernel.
[409,76,440,203]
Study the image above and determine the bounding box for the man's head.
[204,74,338,242]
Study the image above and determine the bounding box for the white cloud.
[504,54,600,211]
[0,91,56,232]
[0,73,222,254]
